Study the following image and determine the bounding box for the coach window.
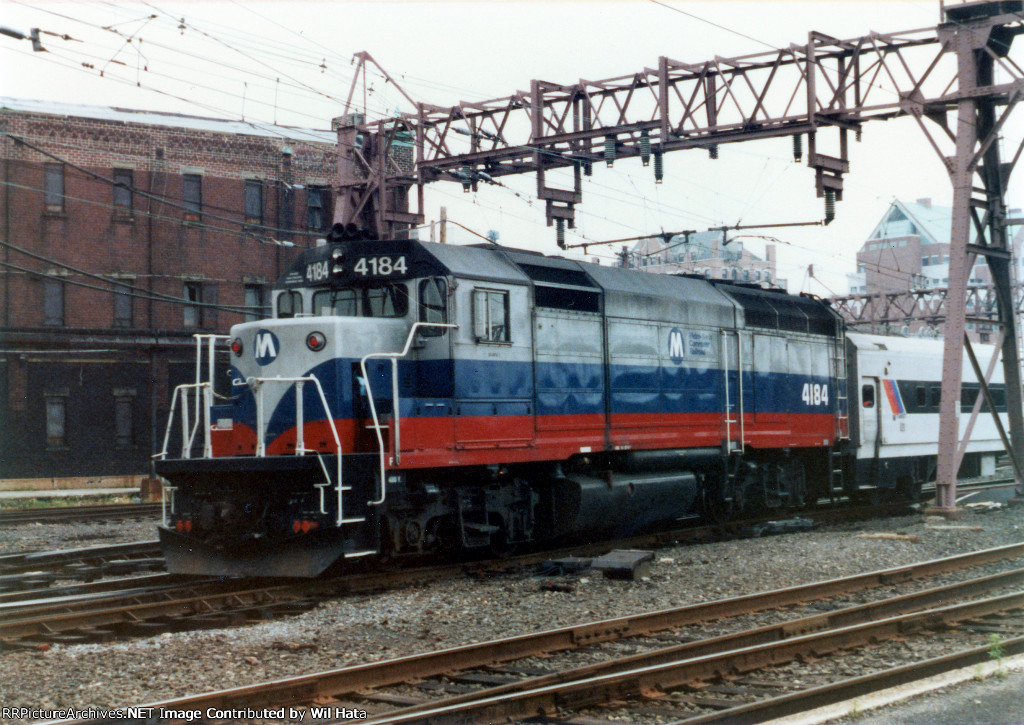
[276,290,303,319]
[862,384,875,408]
[473,288,510,343]
[916,385,926,408]
[929,385,941,407]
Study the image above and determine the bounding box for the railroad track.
[48,542,1024,724]
[0,502,162,526]
[0,499,917,645]
[0,541,163,587]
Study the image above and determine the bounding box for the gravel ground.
[0,505,1022,722]
[0,519,158,555]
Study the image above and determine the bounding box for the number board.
[280,240,447,288]
[350,255,408,277]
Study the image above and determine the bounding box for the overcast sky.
[1,0,1019,294]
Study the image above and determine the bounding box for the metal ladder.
[830,326,851,499]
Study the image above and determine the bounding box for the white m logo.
[668,329,685,362]
[254,329,279,365]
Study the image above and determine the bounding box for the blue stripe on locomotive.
[229,357,835,446]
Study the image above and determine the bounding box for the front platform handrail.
[360,322,457,506]
[248,375,346,525]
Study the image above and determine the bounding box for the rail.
[360,322,457,506]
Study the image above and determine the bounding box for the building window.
[44,163,64,212]
[472,288,510,343]
[307,186,329,232]
[45,396,66,448]
[183,174,202,221]
[43,277,64,326]
[113,168,133,211]
[113,282,133,327]
[115,396,134,447]
[244,283,267,322]
[183,281,217,328]
[244,180,263,225]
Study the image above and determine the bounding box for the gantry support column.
[934,5,1024,514]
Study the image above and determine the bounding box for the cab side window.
[473,288,510,343]
[418,278,447,336]
[862,384,875,408]
[276,290,302,319]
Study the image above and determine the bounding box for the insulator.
[583,160,593,177]
[653,149,664,184]
[556,218,566,249]
[640,130,651,167]
[461,164,472,192]
[709,144,718,160]
[604,135,616,167]
[792,134,803,162]
[855,128,863,142]
[824,189,836,224]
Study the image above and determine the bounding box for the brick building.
[846,198,1024,340]
[627,230,782,287]
[0,98,338,485]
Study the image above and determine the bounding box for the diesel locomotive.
[154,232,1007,577]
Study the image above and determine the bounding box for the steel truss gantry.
[337,1,1024,510]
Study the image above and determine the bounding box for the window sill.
[42,210,67,219]
[112,212,135,223]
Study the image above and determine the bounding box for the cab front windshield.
[312,282,408,318]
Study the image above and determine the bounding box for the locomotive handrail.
[155,382,213,460]
[154,334,229,462]
[360,321,458,506]
[248,375,347,525]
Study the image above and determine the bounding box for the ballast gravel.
[0,505,1022,722]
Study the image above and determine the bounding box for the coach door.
[860,377,881,458]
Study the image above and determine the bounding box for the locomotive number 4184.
[801,383,829,406]
[353,256,407,276]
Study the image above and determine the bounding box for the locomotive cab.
[156,237,459,576]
